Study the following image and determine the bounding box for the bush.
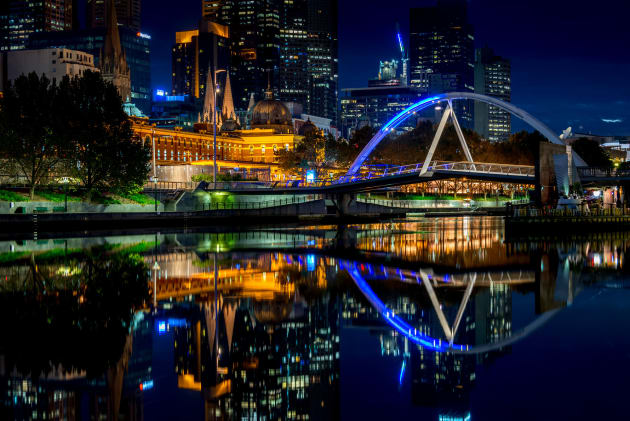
[118,192,158,205]
[36,189,81,203]
[0,190,28,202]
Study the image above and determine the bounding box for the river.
[0,216,628,420]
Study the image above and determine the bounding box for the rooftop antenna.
[396,22,408,86]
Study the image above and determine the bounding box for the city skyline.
[142,0,630,136]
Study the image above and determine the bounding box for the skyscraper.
[277,0,309,111]
[207,0,338,122]
[0,0,75,51]
[305,0,338,123]
[474,47,511,142]
[87,0,141,32]
[409,0,474,125]
[202,0,225,21]
[217,0,280,110]
[171,21,230,100]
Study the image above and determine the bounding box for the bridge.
[192,92,565,198]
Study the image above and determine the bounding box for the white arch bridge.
[216,92,581,195]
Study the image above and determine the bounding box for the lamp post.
[60,177,70,212]
[150,176,158,213]
[153,259,160,309]
[213,69,226,190]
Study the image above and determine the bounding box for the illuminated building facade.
[0,0,75,51]
[216,0,280,109]
[206,0,338,122]
[409,0,474,126]
[171,21,230,100]
[474,47,511,142]
[87,0,141,32]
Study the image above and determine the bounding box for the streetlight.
[153,260,160,309]
[213,69,226,190]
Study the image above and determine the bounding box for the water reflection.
[0,218,629,420]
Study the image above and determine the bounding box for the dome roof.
[298,118,318,136]
[251,89,292,128]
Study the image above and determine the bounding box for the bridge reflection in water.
[1,223,629,420]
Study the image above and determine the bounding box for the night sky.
[141,0,630,136]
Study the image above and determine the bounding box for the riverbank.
[505,209,630,239]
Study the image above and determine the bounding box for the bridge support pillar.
[330,193,356,216]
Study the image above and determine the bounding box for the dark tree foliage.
[370,122,547,166]
[58,70,151,196]
[276,130,328,178]
[570,137,612,168]
[0,71,150,199]
[0,73,67,198]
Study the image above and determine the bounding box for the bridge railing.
[577,166,630,178]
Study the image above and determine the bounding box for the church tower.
[100,0,131,101]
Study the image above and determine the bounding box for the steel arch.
[346,92,567,177]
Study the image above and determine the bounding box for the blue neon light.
[397,33,405,56]
[340,261,468,353]
[307,254,316,272]
[158,321,166,334]
[399,360,406,385]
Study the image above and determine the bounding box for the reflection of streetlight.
[150,176,159,213]
[213,69,226,190]
[60,177,70,212]
[152,260,160,309]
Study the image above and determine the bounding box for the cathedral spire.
[101,0,131,101]
[221,71,235,121]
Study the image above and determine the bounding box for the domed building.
[297,118,318,137]
[250,87,294,134]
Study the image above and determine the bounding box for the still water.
[1,216,629,420]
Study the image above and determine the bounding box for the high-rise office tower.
[216,0,280,110]
[171,21,230,100]
[87,0,141,31]
[305,0,338,123]
[277,0,309,112]
[202,0,225,21]
[474,47,511,142]
[409,0,474,125]
[0,0,75,51]
[208,0,337,122]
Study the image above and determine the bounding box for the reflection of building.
[0,0,74,51]
[161,252,339,420]
[474,47,511,142]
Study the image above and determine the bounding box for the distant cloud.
[602,118,623,123]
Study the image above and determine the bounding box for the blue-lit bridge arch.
[346,92,570,177]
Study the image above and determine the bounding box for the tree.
[570,137,612,168]
[59,71,150,197]
[277,130,327,179]
[0,73,67,198]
